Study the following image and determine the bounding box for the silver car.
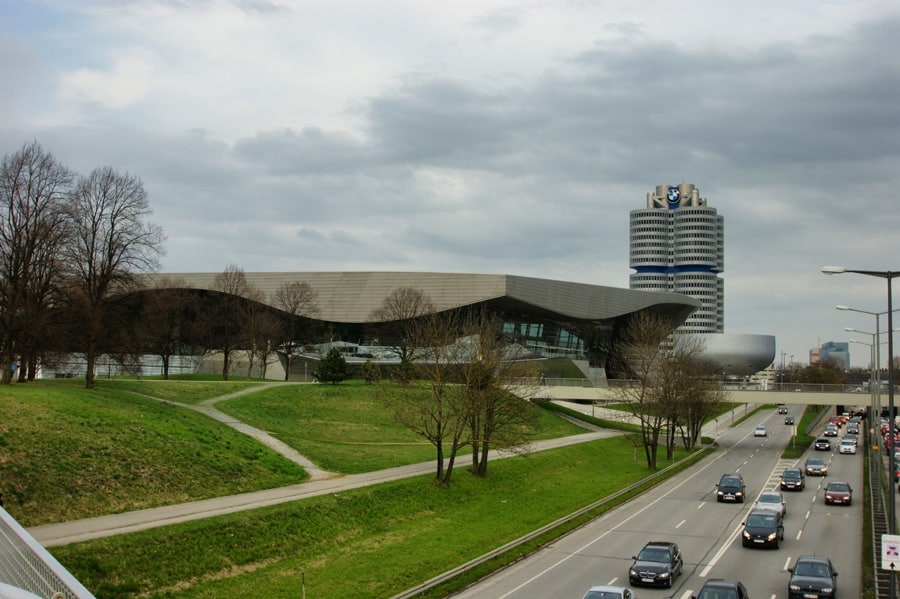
[754,490,787,516]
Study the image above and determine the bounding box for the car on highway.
[628,541,683,588]
[581,585,636,599]
[691,578,750,599]
[847,421,860,435]
[778,404,788,414]
[839,438,857,454]
[754,490,786,516]
[805,457,829,476]
[823,423,838,437]
[780,467,805,491]
[824,481,853,505]
[788,555,838,598]
[741,508,784,548]
[754,424,767,437]
[814,437,832,451]
[716,474,746,502]
[784,415,795,425]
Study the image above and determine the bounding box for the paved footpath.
[27,396,618,547]
[28,395,745,548]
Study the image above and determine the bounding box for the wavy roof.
[148,271,700,325]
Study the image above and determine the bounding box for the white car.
[754,425,767,437]
[582,585,637,599]
[839,438,857,454]
[754,490,787,516]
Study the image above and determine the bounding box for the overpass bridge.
[538,381,886,412]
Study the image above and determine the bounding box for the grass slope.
[1,378,706,598]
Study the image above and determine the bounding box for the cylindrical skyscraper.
[629,184,724,334]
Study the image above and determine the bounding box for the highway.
[450,406,862,598]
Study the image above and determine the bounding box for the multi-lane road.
[451,407,862,598]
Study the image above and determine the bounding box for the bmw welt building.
[148,271,700,381]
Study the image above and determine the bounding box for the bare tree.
[243,300,280,379]
[137,277,200,379]
[389,309,471,485]
[614,311,674,470]
[616,313,726,467]
[272,280,320,380]
[460,311,542,476]
[210,264,260,381]
[60,166,164,388]
[659,335,724,455]
[0,141,73,383]
[368,287,435,364]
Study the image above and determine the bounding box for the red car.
[824,481,853,505]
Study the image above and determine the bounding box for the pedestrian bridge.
[538,382,884,410]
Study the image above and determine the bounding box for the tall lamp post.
[849,336,881,482]
[838,304,900,415]
[824,266,898,599]
[846,327,880,418]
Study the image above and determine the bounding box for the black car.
[628,541,683,588]
[692,579,750,599]
[716,473,746,502]
[780,467,805,491]
[788,555,838,598]
[784,415,795,425]
[778,404,789,414]
[814,437,832,451]
[741,508,785,548]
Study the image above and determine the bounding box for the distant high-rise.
[629,184,724,334]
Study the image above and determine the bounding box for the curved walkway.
[27,387,624,547]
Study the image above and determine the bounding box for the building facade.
[629,183,724,334]
[819,341,850,371]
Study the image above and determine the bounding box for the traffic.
[449,405,864,599]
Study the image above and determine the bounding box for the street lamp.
[837,304,900,401]
[824,265,899,598]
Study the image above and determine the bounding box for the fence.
[0,507,95,599]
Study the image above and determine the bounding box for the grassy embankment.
[3,378,715,598]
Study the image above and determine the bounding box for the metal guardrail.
[0,507,96,599]
[389,454,698,599]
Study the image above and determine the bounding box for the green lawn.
[1,377,708,598]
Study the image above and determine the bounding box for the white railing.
[0,507,95,599]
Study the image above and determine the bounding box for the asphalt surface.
[28,397,627,547]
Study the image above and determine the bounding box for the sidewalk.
[28,430,618,547]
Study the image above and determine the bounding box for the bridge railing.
[0,507,96,599]
[537,377,898,395]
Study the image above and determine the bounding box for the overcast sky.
[2,0,899,368]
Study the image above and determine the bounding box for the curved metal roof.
[147,271,700,325]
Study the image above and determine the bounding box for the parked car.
[814,438,832,451]
[692,579,750,599]
[784,415,795,425]
[839,438,857,454]
[582,585,637,599]
[754,425,767,437]
[788,555,838,598]
[780,468,805,491]
[628,541,683,588]
[716,474,746,502]
[742,508,785,548]
[805,457,829,476]
[824,481,853,505]
[754,490,787,516]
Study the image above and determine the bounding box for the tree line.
[0,141,163,387]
